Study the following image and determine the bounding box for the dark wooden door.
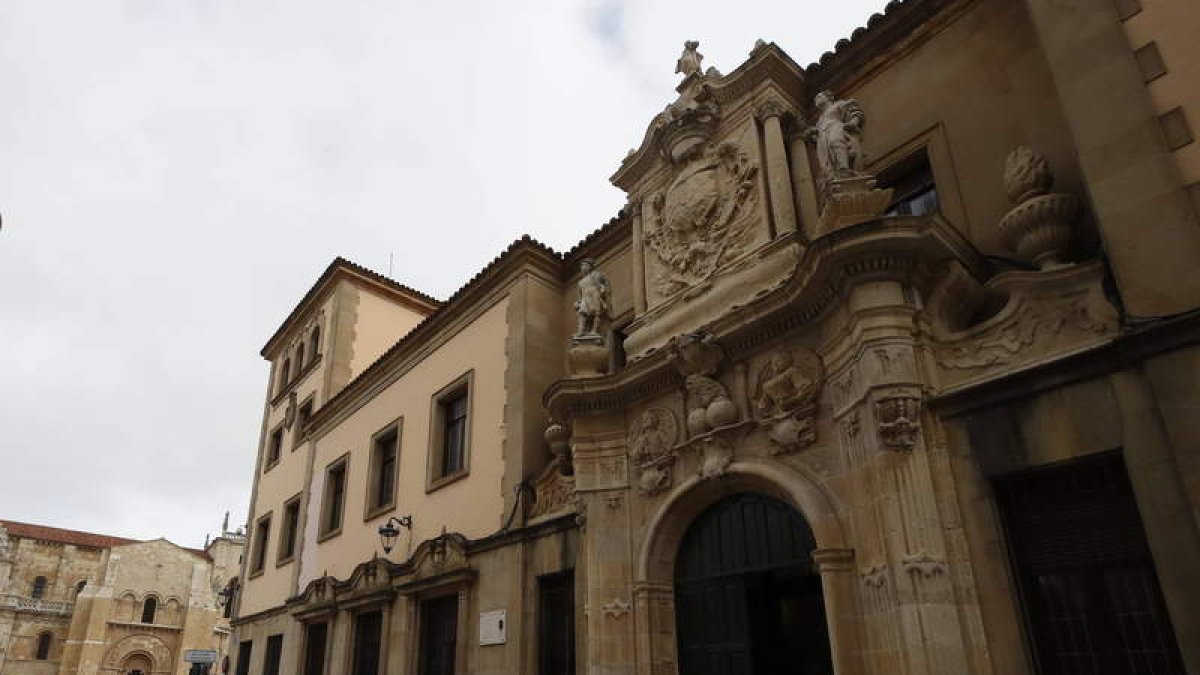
[303,622,328,675]
[995,451,1185,675]
[674,493,831,675]
[351,611,382,675]
[539,571,575,675]
[420,595,458,675]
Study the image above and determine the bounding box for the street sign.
[184,650,218,664]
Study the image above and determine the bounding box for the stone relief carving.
[645,142,761,296]
[628,407,679,496]
[752,347,825,454]
[675,41,703,78]
[935,294,1110,370]
[668,333,740,438]
[602,598,631,619]
[999,146,1080,270]
[697,436,734,479]
[529,458,577,519]
[860,563,889,589]
[902,552,947,579]
[875,393,921,451]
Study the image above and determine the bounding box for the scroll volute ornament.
[998,146,1079,270]
[753,347,825,454]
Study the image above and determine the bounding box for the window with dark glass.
[251,514,271,574]
[35,632,51,660]
[309,326,321,364]
[321,458,347,536]
[279,496,301,563]
[278,359,291,394]
[74,580,86,596]
[266,427,283,470]
[263,634,283,675]
[294,344,305,376]
[296,399,314,447]
[441,393,467,476]
[352,611,383,675]
[880,150,939,217]
[141,596,157,624]
[303,622,328,675]
[235,641,253,675]
[31,576,47,599]
[369,424,400,515]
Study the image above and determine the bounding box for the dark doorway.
[539,571,575,675]
[995,451,1185,675]
[303,622,328,675]
[674,493,832,675]
[351,611,382,675]
[420,595,458,675]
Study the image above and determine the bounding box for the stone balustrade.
[0,594,74,615]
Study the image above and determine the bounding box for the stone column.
[756,99,799,237]
[812,548,864,675]
[789,134,820,242]
[1109,368,1200,673]
[630,199,648,315]
[1021,0,1200,317]
[632,582,674,675]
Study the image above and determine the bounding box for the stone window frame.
[364,417,403,522]
[293,395,316,451]
[34,631,52,660]
[140,594,159,624]
[264,423,285,474]
[277,492,304,567]
[426,370,474,493]
[249,511,273,578]
[342,604,390,675]
[298,616,332,675]
[867,123,968,232]
[30,575,47,599]
[402,585,472,675]
[318,453,350,542]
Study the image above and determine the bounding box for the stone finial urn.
[998,146,1079,270]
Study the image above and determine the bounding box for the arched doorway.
[122,653,153,675]
[674,493,833,675]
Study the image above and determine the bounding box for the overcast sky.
[0,0,890,548]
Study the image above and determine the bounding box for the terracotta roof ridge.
[1,519,141,549]
[329,256,444,307]
[805,0,949,73]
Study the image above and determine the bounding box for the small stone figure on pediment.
[574,259,611,337]
[804,90,866,182]
[676,41,704,78]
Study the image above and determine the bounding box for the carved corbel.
[901,552,947,578]
[875,392,922,451]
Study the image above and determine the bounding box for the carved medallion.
[645,142,760,295]
[628,408,679,496]
[753,347,825,454]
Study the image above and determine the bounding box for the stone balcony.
[0,594,74,616]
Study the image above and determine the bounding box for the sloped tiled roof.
[1,519,211,560]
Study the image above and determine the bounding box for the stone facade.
[0,521,243,675]
[232,1,1200,674]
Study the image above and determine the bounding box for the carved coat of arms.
[646,142,760,295]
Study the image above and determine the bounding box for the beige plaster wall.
[348,287,428,379]
[843,0,1094,258]
[1122,0,1200,184]
[306,296,509,583]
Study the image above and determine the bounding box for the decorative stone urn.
[998,146,1080,270]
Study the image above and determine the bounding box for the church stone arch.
[633,460,861,675]
[103,635,172,674]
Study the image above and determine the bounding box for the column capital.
[812,547,855,573]
[754,96,791,123]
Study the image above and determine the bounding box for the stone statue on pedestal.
[804,90,866,182]
[574,259,610,337]
[676,41,703,78]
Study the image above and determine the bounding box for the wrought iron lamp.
[377,515,413,554]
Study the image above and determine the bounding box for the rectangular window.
[367,422,401,518]
[303,622,328,675]
[539,571,576,675]
[278,496,301,564]
[352,611,383,675]
[880,150,939,217]
[235,641,253,675]
[262,634,283,675]
[251,514,271,575]
[295,399,315,448]
[320,456,348,538]
[265,427,284,470]
[428,372,472,491]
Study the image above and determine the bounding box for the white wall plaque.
[479,609,507,645]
